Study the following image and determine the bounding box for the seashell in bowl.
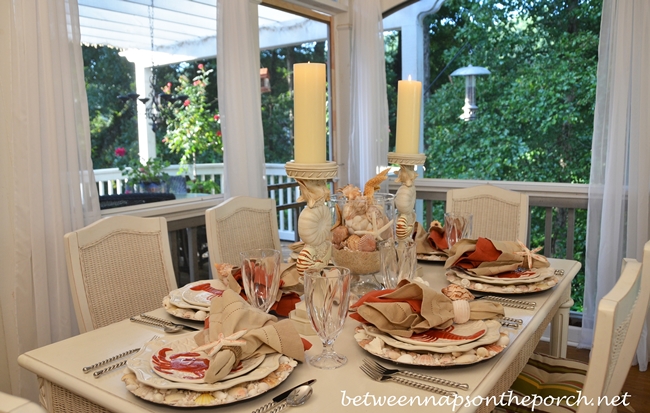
[357,234,376,252]
[331,225,349,247]
[345,234,362,251]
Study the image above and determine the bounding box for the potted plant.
[117,154,171,193]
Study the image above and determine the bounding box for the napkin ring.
[452,300,470,324]
[222,346,243,366]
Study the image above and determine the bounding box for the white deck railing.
[94,163,299,240]
[95,164,590,254]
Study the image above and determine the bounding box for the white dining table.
[18,258,580,413]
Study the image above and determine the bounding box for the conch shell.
[395,214,414,240]
[296,246,317,276]
[339,184,362,200]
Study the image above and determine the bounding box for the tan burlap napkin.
[350,281,504,337]
[193,289,306,383]
[444,238,550,276]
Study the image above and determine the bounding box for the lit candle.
[293,62,326,163]
[395,76,422,154]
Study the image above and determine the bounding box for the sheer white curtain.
[0,0,100,399]
[348,0,390,188]
[581,0,650,371]
[217,0,268,199]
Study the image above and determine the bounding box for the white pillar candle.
[395,76,422,154]
[293,62,326,163]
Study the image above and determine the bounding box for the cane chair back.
[205,196,282,269]
[64,216,178,333]
[446,184,529,242]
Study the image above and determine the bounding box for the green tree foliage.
[83,45,138,168]
[162,65,222,171]
[414,0,601,311]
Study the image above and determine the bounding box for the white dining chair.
[64,215,178,333]
[205,196,282,269]
[495,240,650,413]
[446,184,529,243]
[0,392,47,413]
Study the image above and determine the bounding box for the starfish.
[514,240,548,269]
[355,210,394,241]
[193,330,247,356]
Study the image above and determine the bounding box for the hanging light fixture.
[450,64,490,121]
[117,0,188,132]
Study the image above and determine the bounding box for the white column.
[332,11,352,188]
[135,64,157,161]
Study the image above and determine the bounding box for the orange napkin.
[445,237,550,276]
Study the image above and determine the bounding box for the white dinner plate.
[354,320,509,367]
[388,320,487,347]
[126,334,283,392]
[181,280,225,307]
[149,335,265,384]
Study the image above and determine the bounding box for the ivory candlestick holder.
[285,161,338,275]
[388,152,426,242]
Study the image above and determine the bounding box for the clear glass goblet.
[239,249,282,313]
[304,266,352,369]
[444,212,474,248]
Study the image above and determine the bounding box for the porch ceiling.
[78,1,320,63]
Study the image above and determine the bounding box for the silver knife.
[251,379,316,413]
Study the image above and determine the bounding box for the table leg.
[550,298,573,358]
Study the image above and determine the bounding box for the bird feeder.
[450,65,490,121]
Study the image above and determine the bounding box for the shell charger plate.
[353,320,510,367]
[123,335,297,407]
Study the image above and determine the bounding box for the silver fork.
[359,364,457,396]
[91,335,160,378]
[362,358,469,391]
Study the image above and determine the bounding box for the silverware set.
[130,314,201,333]
[83,335,159,378]
[359,358,468,396]
[478,295,536,310]
[499,316,524,328]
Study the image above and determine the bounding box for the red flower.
[198,64,204,70]
[184,99,190,107]
[213,114,220,121]
[115,147,126,157]
[216,130,222,138]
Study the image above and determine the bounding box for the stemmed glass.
[444,212,473,248]
[304,266,352,369]
[239,249,282,313]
